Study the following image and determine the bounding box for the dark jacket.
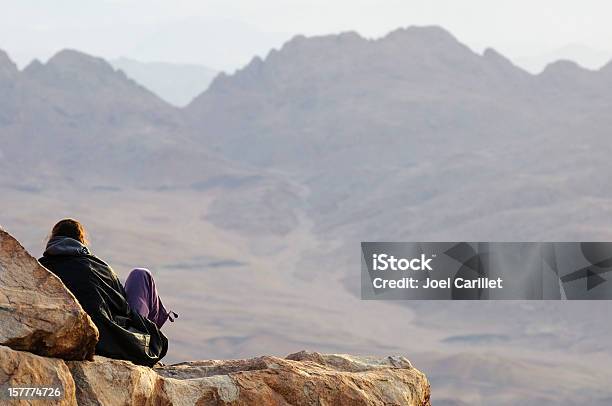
[39,237,167,367]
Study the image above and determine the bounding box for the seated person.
[39,218,174,366]
[125,267,175,329]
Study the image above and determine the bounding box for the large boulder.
[0,228,98,360]
[68,351,430,405]
[0,345,77,405]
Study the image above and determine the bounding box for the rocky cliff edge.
[0,227,430,405]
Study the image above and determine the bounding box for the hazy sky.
[2,0,612,72]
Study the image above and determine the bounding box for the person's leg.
[124,268,170,328]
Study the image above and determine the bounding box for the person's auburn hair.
[49,218,89,245]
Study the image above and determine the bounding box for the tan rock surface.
[68,350,430,405]
[0,228,98,360]
[0,345,77,406]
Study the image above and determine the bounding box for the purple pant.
[124,268,169,329]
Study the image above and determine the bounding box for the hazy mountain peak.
[378,25,479,66]
[482,47,527,74]
[22,59,44,75]
[0,49,18,78]
[244,26,471,76]
[382,25,460,46]
[540,59,592,76]
[515,43,612,73]
[46,49,115,76]
[0,50,16,67]
[275,31,364,56]
[336,31,363,41]
[282,33,308,47]
[191,26,522,112]
[202,31,370,94]
[21,49,144,93]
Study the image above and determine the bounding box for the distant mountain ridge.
[516,43,612,73]
[187,26,612,166]
[0,49,246,189]
[4,26,612,213]
[3,26,612,222]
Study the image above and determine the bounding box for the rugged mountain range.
[2,26,612,405]
[0,49,252,190]
[186,26,612,246]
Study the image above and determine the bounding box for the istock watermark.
[361,242,612,300]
